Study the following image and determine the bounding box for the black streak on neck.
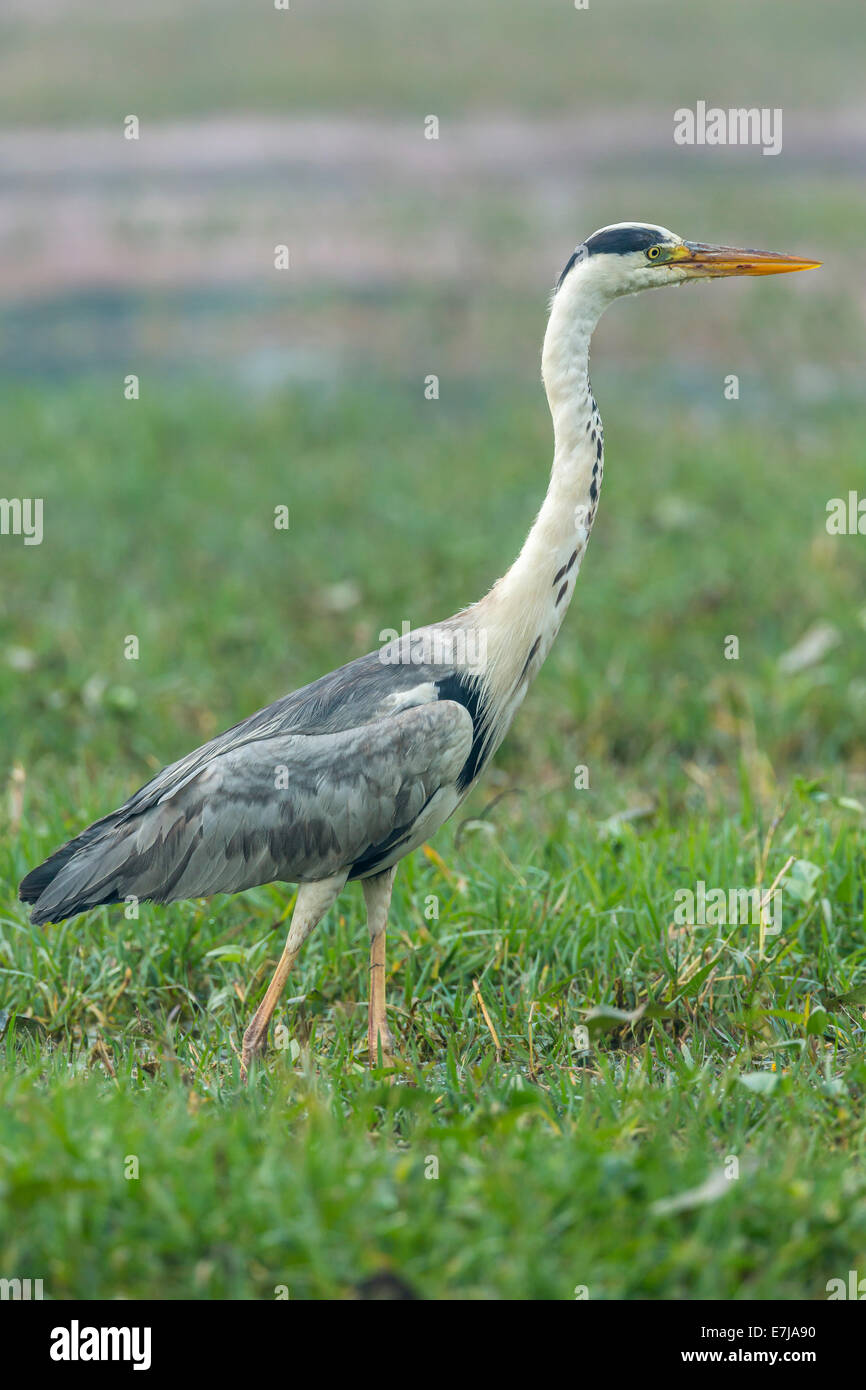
[435,672,490,793]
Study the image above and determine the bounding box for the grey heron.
[20,223,819,1078]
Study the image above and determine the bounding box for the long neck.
[476,274,606,716]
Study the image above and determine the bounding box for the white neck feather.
[471,263,610,749]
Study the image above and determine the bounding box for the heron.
[19,222,819,1077]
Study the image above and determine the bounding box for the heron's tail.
[20,812,131,925]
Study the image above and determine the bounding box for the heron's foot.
[240,1012,269,1083]
[367,1018,397,1069]
[239,941,302,1082]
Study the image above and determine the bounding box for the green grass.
[1,373,865,1299]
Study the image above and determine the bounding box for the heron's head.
[556,221,820,306]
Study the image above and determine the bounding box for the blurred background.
[1,0,864,819]
[1,0,865,1306]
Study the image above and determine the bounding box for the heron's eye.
[646,245,663,261]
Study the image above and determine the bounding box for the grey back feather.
[23,638,480,924]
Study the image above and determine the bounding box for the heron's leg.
[363,866,398,1065]
[241,872,346,1079]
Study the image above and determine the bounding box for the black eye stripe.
[585,227,667,256]
[555,244,587,290]
[557,228,674,292]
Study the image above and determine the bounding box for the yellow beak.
[672,242,821,277]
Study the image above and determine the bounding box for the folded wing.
[22,699,474,924]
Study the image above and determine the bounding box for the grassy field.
[1,367,864,1299]
[1,0,864,1305]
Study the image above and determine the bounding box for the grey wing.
[116,628,483,816]
[24,700,474,923]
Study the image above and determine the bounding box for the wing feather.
[25,699,474,923]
